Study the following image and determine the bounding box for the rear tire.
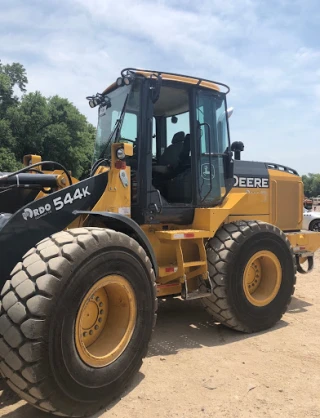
[201,220,296,333]
[0,227,157,417]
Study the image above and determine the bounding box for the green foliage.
[0,148,22,172]
[0,60,28,118]
[0,60,95,178]
[0,119,16,149]
[302,174,320,198]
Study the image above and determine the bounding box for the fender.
[76,210,158,276]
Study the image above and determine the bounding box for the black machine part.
[0,173,60,215]
[0,171,109,286]
[0,161,73,214]
[0,173,59,187]
[231,141,244,160]
[0,160,72,186]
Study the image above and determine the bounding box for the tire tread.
[0,227,157,417]
[201,220,296,333]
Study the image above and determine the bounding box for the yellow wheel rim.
[75,275,137,368]
[243,250,282,307]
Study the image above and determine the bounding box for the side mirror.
[231,141,244,161]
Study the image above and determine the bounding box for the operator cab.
[90,69,234,225]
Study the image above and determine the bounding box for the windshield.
[93,80,141,162]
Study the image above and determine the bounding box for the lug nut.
[100,309,104,314]
[83,332,87,337]
[89,330,93,335]
[99,302,103,307]
[95,325,99,330]
[96,297,100,302]
[98,317,102,323]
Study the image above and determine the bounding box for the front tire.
[201,221,296,333]
[0,227,157,417]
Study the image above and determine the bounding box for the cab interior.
[150,83,192,204]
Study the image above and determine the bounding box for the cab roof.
[102,68,230,96]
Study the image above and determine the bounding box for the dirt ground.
[1,253,319,418]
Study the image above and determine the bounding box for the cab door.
[194,88,233,206]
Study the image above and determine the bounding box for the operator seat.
[159,131,185,167]
[166,133,192,203]
[152,131,185,175]
[178,133,191,166]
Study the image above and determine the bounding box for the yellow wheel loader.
[0,68,318,416]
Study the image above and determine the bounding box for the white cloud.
[1,0,320,174]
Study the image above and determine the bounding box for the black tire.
[0,227,157,417]
[201,220,296,333]
[309,219,320,232]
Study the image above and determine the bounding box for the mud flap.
[296,254,314,274]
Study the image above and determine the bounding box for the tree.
[0,60,95,177]
[0,148,22,172]
[0,60,27,118]
[302,174,320,197]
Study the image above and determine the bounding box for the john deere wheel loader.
[0,68,319,416]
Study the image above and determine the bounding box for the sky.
[1,0,320,175]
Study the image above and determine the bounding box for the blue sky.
[1,0,320,175]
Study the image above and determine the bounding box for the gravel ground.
[1,252,319,418]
